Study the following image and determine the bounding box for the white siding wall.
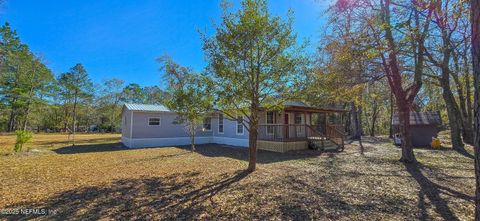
[121,111,248,148]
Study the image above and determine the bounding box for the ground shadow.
[454,148,474,159]
[404,162,473,221]
[176,144,324,164]
[33,137,120,146]
[273,171,415,220]
[53,142,126,154]
[3,170,248,220]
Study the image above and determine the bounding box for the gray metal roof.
[123,103,171,112]
[392,112,441,126]
[284,101,308,107]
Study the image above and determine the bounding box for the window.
[294,113,302,124]
[148,117,160,126]
[237,116,244,135]
[266,111,275,135]
[203,117,212,131]
[294,113,304,135]
[218,114,224,134]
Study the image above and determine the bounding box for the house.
[392,111,442,147]
[121,102,348,152]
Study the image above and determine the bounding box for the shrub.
[14,130,33,152]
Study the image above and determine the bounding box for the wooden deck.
[256,124,345,152]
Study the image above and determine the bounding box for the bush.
[14,130,33,152]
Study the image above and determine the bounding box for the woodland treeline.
[300,0,474,152]
[0,23,167,133]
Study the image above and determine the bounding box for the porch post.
[304,111,307,137]
[282,109,287,141]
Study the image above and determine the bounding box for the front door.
[284,113,289,139]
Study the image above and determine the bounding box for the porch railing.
[257,124,345,146]
[326,124,345,147]
[258,124,315,142]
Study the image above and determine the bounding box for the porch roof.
[283,102,348,113]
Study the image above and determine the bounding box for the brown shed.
[392,112,442,147]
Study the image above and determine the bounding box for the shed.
[392,112,442,147]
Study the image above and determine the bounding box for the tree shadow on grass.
[53,142,126,154]
[453,149,474,159]
[3,170,248,221]
[177,144,324,164]
[404,162,473,221]
[274,171,415,220]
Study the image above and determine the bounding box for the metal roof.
[123,101,347,113]
[284,101,348,113]
[123,103,171,112]
[392,112,442,126]
[284,101,308,107]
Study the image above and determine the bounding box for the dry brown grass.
[0,133,475,220]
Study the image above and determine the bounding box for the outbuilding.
[392,112,442,147]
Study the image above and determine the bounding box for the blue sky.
[0,0,329,87]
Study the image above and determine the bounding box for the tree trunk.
[440,74,465,150]
[470,0,480,218]
[370,100,378,137]
[358,105,364,136]
[63,102,69,131]
[247,122,258,173]
[7,96,19,132]
[389,92,394,138]
[247,105,259,173]
[453,50,474,144]
[22,83,36,131]
[465,53,474,138]
[7,106,16,132]
[72,90,78,146]
[22,106,31,131]
[190,123,196,152]
[398,104,415,163]
[350,102,361,140]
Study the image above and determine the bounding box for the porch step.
[323,140,338,151]
[307,138,340,151]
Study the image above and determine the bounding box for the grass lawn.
[0,133,475,220]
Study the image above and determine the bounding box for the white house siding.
[121,109,132,142]
[121,110,249,148]
[130,112,213,139]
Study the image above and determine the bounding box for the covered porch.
[257,104,348,153]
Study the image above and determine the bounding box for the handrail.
[326,124,345,147]
[306,125,324,137]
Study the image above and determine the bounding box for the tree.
[160,55,213,152]
[377,0,433,163]
[58,64,93,145]
[0,23,54,132]
[143,86,167,104]
[97,78,124,132]
[122,83,146,104]
[0,22,28,132]
[471,0,480,217]
[424,0,470,149]
[203,0,307,172]
[329,0,434,162]
[19,56,54,131]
